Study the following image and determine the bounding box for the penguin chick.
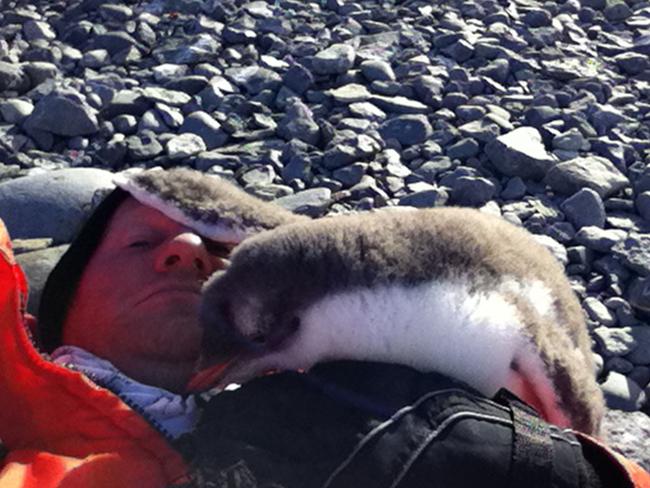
[199,207,605,436]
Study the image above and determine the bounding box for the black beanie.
[35,167,306,353]
[37,188,129,352]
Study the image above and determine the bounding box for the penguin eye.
[203,239,234,258]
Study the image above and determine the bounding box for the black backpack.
[176,361,640,488]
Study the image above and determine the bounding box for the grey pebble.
[561,188,606,229]
[276,188,332,217]
[601,371,646,411]
[485,127,554,180]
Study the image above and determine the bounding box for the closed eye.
[128,240,151,249]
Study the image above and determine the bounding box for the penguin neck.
[283,276,568,429]
[295,278,526,397]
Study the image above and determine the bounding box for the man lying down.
[1,167,647,488]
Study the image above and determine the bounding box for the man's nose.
[155,232,213,277]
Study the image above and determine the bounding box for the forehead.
[104,197,185,236]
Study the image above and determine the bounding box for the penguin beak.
[186,354,241,392]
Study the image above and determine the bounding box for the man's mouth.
[135,286,202,305]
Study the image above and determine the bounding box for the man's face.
[62,197,228,392]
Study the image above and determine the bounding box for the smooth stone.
[327,84,372,104]
[0,62,30,93]
[626,326,650,365]
[275,188,332,217]
[153,64,189,83]
[561,188,606,229]
[322,133,381,170]
[593,327,639,358]
[628,276,650,315]
[225,66,282,95]
[0,169,114,244]
[601,372,646,411]
[545,156,629,198]
[349,102,386,122]
[604,1,632,21]
[0,99,33,123]
[574,226,627,252]
[312,43,356,75]
[446,138,479,160]
[141,86,192,106]
[606,357,634,374]
[22,62,59,87]
[612,233,650,276]
[585,298,617,327]
[179,112,229,150]
[23,20,56,41]
[369,95,429,114]
[25,94,99,137]
[241,166,276,187]
[552,128,586,152]
[80,49,111,68]
[449,176,496,207]
[113,114,138,135]
[246,184,293,201]
[283,64,314,95]
[138,109,169,133]
[614,52,650,76]
[166,133,206,159]
[101,90,149,119]
[349,176,389,206]
[501,177,527,200]
[333,163,367,188]
[485,127,555,181]
[458,119,501,144]
[360,59,395,82]
[88,31,140,56]
[16,245,69,314]
[532,234,568,266]
[126,132,164,161]
[155,103,184,129]
[277,98,320,146]
[630,367,650,389]
[379,115,433,146]
[398,187,449,208]
[636,192,650,221]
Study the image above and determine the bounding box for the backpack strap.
[494,389,554,488]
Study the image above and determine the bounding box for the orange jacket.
[0,219,189,488]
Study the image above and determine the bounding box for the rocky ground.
[0,0,649,469]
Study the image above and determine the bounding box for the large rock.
[379,115,432,146]
[600,372,646,411]
[312,43,356,75]
[275,188,332,217]
[0,169,115,244]
[180,112,229,150]
[560,188,606,229]
[612,233,650,276]
[0,62,30,94]
[484,127,555,181]
[602,410,650,471]
[277,98,320,146]
[225,66,282,95]
[544,156,629,198]
[24,94,99,136]
[16,245,69,314]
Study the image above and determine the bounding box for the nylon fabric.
[0,218,189,488]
